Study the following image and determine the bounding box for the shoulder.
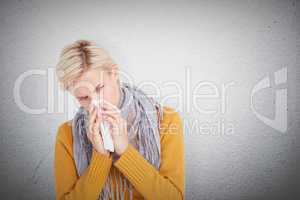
[159,106,183,136]
[55,120,73,149]
[160,106,182,125]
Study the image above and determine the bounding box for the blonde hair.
[56,39,118,90]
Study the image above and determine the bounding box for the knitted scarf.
[71,82,163,200]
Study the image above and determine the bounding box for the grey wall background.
[0,0,299,199]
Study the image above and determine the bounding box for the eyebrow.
[75,83,104,98]
[76,95,89,99]
[96,83,104,90]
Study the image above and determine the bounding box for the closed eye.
[77,96,89,101]
[96,84,104,92]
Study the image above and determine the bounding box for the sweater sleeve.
[114,109,185,200]
[54,123,113,200]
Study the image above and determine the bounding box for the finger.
[92,119,99,134]
[103,114,117,125]
[95,113,104,132]
[87,129,93,143]
[92,121,104,144]
[103,115,122,137]
[88,124,93,135]
[100,100,120,114]
[88,110,97,134]
[95,121,103,140]
[102,110,121,122]
[88,103,95,114]
[103,115,118,132]
[91,124,99,141]
[89,106,98,124]
[97,108,105,121]
[89,116,99,138]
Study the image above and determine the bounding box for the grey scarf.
[72,82,163,200]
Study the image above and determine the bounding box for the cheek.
[102,85,117,103]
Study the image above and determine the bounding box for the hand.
[100,101,129,156]
[87,104,109,156]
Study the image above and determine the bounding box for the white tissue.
[92,99,115,152]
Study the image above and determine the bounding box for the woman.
[54,40,185,200]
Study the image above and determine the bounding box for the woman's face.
[69,67,120,110]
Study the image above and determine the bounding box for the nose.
[90,89,102,105]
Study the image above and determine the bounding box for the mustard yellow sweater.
[54,106,185,200]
